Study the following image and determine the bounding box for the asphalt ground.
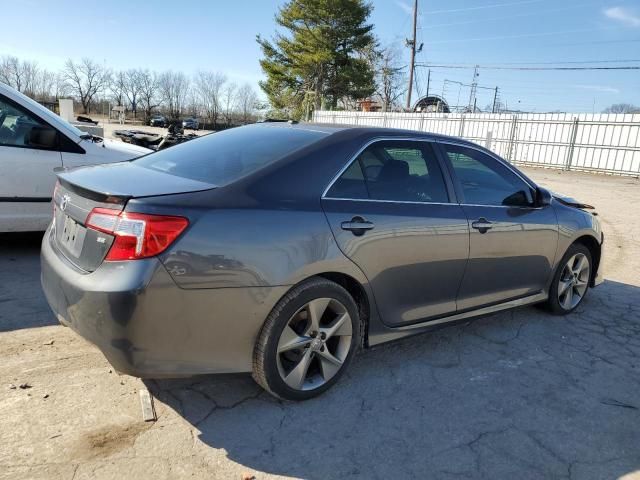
[1,167,639,480]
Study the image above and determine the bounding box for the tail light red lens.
[86,208,189,261]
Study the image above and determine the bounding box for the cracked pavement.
[1,168,639,479]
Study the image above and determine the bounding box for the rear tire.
[545,243,592,315]
[252,278,360,401]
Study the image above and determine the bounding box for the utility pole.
[405,0,418,111]
[425,69,431,98]
[468,64,479,112]
[492,86,499,113]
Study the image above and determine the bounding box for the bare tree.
[158,71,189,118]
[2,53,267,125]
[194,71,226,127]
[0,57,10,86]
[602,103,640,114]
[185,91,201,118]
[235,83,258,124]
[122,70,142,118]
[138,70,160,121]
[110,70,126,106]
[1,56,22,90]
[52,73,68,100]
[0,56,39,96]
[221,82,237,126]
[34,69,57,101]
[374,46,406,112]
[62,58,110,113]
[21,61,39,97]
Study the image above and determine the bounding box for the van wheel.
[252,278,360,401]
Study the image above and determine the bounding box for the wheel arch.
[572,234,602,286]
[284,272,372,348]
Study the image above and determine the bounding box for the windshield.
[134,124,329,185]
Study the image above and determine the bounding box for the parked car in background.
[182,117,199,130]
[149,115,167,127]
[0,82,151,232]
[41,123,603,400]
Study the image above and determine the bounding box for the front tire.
[546,243,592,315]
[252,278,360,401]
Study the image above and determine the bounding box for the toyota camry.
[41,123,604,400]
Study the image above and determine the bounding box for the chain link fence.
[313,111,640,176]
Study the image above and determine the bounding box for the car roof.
[259,121,480,148]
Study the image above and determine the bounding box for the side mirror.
[28,126,58,149]
[536,187,552,207]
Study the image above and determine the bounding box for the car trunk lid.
[52,162,215,272]
[57,161,215,198]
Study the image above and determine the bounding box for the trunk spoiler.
[55,162,216,201]
[57,175,130,205]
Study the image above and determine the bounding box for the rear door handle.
[471,218,493,233]
[341,216,375,236]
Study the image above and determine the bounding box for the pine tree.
[257,0,377,119]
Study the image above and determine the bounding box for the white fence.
[313,111,640,176]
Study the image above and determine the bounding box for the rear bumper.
[40,227,288,377]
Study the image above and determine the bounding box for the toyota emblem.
[60,194,71,211]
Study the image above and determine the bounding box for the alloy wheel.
[557,252,590,310]
[276,298,353,391]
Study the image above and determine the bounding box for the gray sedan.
[41,123,603,400]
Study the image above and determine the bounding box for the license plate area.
[58,214,87,258]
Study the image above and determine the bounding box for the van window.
[0,95,48,148]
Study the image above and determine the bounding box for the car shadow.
[146,280,640,479]
[0,232,56,332]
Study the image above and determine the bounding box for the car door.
[0,94,62,231]
[322,139,469,326]
[438,142,558,311]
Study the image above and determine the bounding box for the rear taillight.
[86,208,188,261]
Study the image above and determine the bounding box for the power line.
[550,38,640,47]
[424,2,599,29]
[426,59,640,66]
[416,63,640,71]
[425,0,544,15]
[424,27,618,45]
[443,79,495,91]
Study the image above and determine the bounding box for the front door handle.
[471,218,493,233]
[341,216,375,236]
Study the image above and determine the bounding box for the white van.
[0,82,151,232]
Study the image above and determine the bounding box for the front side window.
[443,144,534,207]
[326,140,450,203]
[0,96,48,148]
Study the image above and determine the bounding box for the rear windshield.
[134,124,328,185]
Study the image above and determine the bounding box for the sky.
[1,0,639,113]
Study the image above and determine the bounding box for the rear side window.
[135,124,327,185]
[325,160,368,199]
[326,140,450,203]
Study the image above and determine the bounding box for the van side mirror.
[28,126,58,149]
[536,187,552,207]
